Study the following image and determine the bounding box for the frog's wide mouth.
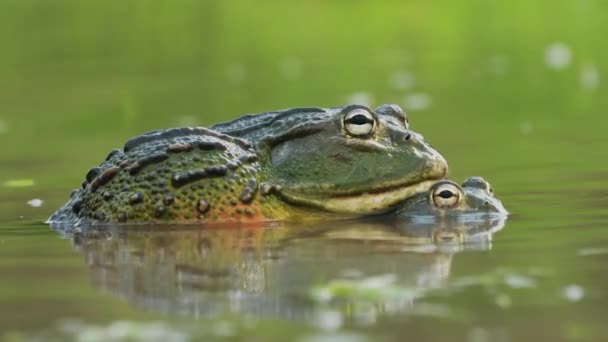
[277,178,444,215]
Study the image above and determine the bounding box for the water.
[2,1,608,341]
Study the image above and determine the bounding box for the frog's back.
[209,107,330,143]
[48,127,271,228]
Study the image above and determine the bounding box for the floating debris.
[279,57,302,81]
[27,199,44,208]
[313,310,343,331]
[545,42,572,70]
[310,273,418,303]
[346,92,373,107]
[468,327,491,342]
[494,293,512,309]
[504,274,537,288]
[562,285,584,302]
[4,179,35,188]
[578,247,608,256]
[212,320,236,338]
[59,320,188,342]
[403,93,432,111]
[299,332,366,342]
[580,64,600,90]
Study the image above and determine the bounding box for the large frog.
[48,104,448,226]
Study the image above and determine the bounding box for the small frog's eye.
[344,109,376,136]
[432,183,461,208]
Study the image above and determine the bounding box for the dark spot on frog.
[128,153,169,175]
[226,161,240,170]
[86,167,102,183]
[197,199,210,213]
[72,200,83,213]
[105,149,122,161]
[117,212,127,223]
[171,165,228,188]
[238,154,257,164]
[239,179,258,203]
[163,195,174,206]
[197,141,227,151]
[129,192,144,205]
[155,205,166,218]
[102,191,113,201]
[90,167,121,192]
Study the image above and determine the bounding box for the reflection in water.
[65,216,506,321]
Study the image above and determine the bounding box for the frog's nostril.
[404,133,411,141]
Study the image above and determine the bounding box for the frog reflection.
[70,212,506,320]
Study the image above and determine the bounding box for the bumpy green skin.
[395,177,508,217]
[48,127,277,226]
[48,104,449,227]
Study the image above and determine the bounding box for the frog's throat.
[277,179,440,215]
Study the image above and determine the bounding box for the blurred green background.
[1,0,606,188]
[2,1,608,341]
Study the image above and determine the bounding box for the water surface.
[2,1,608,341]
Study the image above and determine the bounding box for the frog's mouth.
[277,179,443,215]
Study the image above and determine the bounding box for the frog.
[47,104,448,227]
[395,176,508,217]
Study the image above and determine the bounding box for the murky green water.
[2,1,608,341]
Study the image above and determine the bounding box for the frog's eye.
[344,109,376,136]
[432,183,461,208]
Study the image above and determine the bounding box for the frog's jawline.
[278,179,440,214]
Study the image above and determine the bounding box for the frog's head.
[257,104,448,214]
[396,177,508,217]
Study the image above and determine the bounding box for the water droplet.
[279,57,302,81]
[403,93,432,111]
[545,42,572,70]
[389,71,414,90]
[519,121,533,135]
[562,284,584,302]
[488,55,510,76]
[346,92,373,106]
[226,63,247,84]
[0,119,7,134]
[580,64,600,90]
[27,199,44,207]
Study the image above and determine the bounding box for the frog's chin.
[278,179,441,215]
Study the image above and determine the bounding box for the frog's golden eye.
[432,183,461,208]
[344,109,376,136]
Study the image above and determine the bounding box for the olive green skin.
[395,177,508,217]
[48,104,448,227]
